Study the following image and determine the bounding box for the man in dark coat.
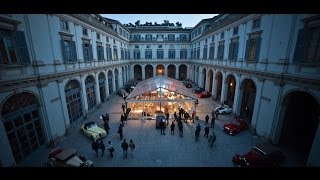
[121,139,129,159]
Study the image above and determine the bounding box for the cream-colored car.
[46,147,93,167]
[81,121,107,141]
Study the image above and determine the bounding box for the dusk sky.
[101,14,219,28]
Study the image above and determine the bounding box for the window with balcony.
[106,36,109,43]
[0,29,31,64]
[97,44,104,61]
[217,41,225,61]
[203,45,208,60]
[209,44,215,60]
[106,45,112,61]
[245,33,261,63]
[228,38,239,61]
[196,47,200,59]
[121,49,124,59]
[293,19,320,64]
[83,41,93,62]
[113,47,118,60]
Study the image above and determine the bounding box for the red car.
[197,91,212,98]
[233,143,286,167]
[223,118,248,135]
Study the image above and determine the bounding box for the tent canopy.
[126,76,197,102]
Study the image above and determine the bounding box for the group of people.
[92,138,136,159]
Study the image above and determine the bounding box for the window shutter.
[293,29,308,62]
[228,43,233,60]
[254,37,261,62]
[89,44,93,61]
[234,42,239,61]
[16,31,31,64]
[61,40,66,62]
[70,41,77,62]
[83,44,88,61]
[244,39,249,62]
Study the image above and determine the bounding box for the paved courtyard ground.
[18,88,301,167]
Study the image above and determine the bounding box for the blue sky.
[101,14,219,28]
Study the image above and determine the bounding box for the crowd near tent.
[125,76,197,118]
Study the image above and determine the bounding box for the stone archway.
[145,65,153,79]
[216,71,223,101]
[134,65,142,81]
[156,65,165,76]
[226,74,236,106]
[179,64,187,80]
[240,79,256,124]
[167,64,176,79]
[278,91,320,165]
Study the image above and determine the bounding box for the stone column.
[251,78,264,129]
[80,75,89,118]
[220,71,226,104]
[94,72,101,107]
[232,73,241,115]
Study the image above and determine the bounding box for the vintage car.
[215,104,233,114]
[81,121,107,141]
[192,87,205,94]
[197,91,212,98]
[232,143,286,167]
[223,118,248,135]
[45,147,93,167]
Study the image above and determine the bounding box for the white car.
[214,104,233,114]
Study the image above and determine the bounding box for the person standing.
[170,122,175,135]
[117,124,123,140]
[121,139,129,159]
[204,125,209,138]
[208,132,217,148]
[205,114,209,125]
[92,140,99,157]
[129,139,135,158]
[166,112,170,125]
[178,123,183,137]
[104,122,110,134]
[215,110,219,119]
[99,140,105,157]
[160,120,165,135]
[192,111,196,123]
[211,116,215,129]
[120,114,124,126]
[107,141,114,158]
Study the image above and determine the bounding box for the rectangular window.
[83,42,93,61]
[113,39,116,44]
[181,44,186,49]
[97,33,100,40]
[180,50,187,59]
[106,36,109,43]
[97,44,104,60]
[0,32,19,64]
[146,45,151,48]
[158,45,162,48]
[113,47,118,60]
[209,45,215,60]
[168,50,175,59]
[135,45,139,48]
[170,45,174,49]
[146,34,152,40]
[60,20,69,31]
[252,18,261,29]
[157,50,163,59]
[245,34,261,62]
[220,32,224,39]
[168,34,175,41]
[233,27,239,35]
[145,51,152,59]
[134,50,140,59]
[82,28,88,36]
[217,41,225,61]
[228,38,239,61]
[212,35,215,42]
[203,45,208,60]
[106,45,112,61]
[196,47,200,59]
[121,49,124,59]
